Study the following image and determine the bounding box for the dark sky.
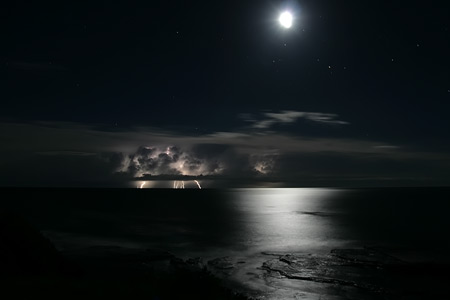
[1,0,450,187]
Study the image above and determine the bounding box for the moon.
[279,11,293,29]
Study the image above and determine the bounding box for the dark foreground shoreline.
[2,212,450,299]
[0,212,251,299]
[2,187,450,299]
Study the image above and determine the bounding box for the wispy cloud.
[373,145,400,150]
[36,151,97,156]
[206,132,250,139]
[243,110,349,129]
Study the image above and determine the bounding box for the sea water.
[5,187,450,262]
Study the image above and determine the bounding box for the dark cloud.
[0,121,449,187]
[0,152,121,187]
[271,152,450,186]
[36,151,96,156]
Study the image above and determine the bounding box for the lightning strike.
[173,180,185,189]
[139,181,147,189]
[194,180,202,189]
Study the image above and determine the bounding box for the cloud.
[36,151,97,156]
[117,145,221,177]
[207,132,250,139]
[252,119,277,129]
[0,121,448,187]
[245,110,349,129]
[300,112,349,125]
[0,152,121,187]
[116,144,265,179]
[373,145,400,150]
[250,153,278,175]
[264,111,306,123]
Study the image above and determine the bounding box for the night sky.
[1,0,450,187]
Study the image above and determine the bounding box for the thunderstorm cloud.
[0,119,448,187]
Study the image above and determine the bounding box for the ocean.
[4,187,449,259]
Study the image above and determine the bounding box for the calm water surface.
[6,187,450,260]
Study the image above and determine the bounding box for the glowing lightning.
[194,180,202,189]
[172,180,200,189]
[173,180,185,189]
[139,181,146,189]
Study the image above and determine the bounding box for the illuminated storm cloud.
[248,153,278,175]
[116,146,277,178]
[117,146,224,178]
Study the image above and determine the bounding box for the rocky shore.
[0,212,249,299]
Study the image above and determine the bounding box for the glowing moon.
[279,11,293,28]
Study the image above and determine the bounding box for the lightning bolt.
[173,180,185,189]
[194,180,202,189]
[172,180,200,189]
[139,181,146,189]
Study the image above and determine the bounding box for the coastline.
[2,187,450,299]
